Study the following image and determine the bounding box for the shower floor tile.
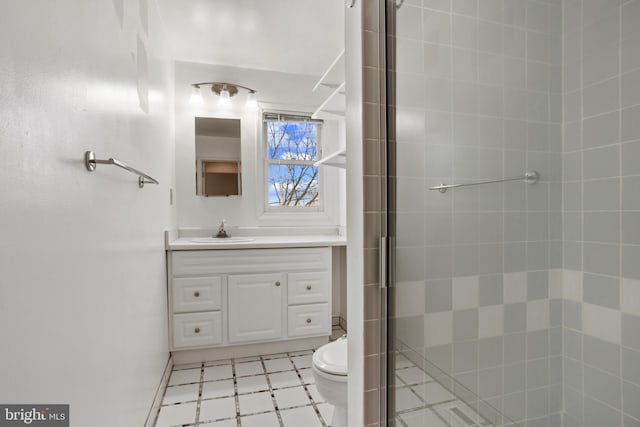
[394,354,499,427]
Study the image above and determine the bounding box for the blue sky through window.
[266,121,319,207]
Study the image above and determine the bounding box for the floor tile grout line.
[231,360,241,427]
[288,349,329,427]
[395,398,459,415]
[259,355,285,427]
[199,379,307,402]
[194,362,204,426]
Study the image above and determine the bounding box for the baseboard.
[339,316,347,330]
[171,336,328,365]
[144,354,173,427]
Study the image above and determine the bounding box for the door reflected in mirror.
[195,117,242,196]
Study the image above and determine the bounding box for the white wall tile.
[423,9,451,45]
[479,305,505,338]
[622,279,640,316]
[549,269,563,299]
[527,300,550,331]
[396,280,427,316]
[563,269,583,301]
[424,312,453,347]
[397,4,423,40]
[453,276,480,309]
[504,272,527,303]
[583,303,622,344]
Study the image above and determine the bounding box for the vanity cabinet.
[167,247,331,351]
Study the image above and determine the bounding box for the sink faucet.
[215,219,230,238]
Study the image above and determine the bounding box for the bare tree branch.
[294,168,318,206]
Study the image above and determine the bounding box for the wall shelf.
[312,49,346,167]
[314,148,346,169]
[312,81,345,119]
[312,49,345,93]
[311,49,346,120]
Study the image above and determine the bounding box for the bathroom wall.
[391,0,563,425]
[561,0,640,425]
[345,1,366,425]
[0,1,175,426]
[174,61,347,229]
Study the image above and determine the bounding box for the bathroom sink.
[189,237,255,243]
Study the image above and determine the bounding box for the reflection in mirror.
[195,117,242,197]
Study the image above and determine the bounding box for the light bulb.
[245,91,258,110]
[189,86,203,107]
[218,87,231,108]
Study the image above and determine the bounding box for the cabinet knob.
[194,327,201,334]
[194,291,200,297]
[275,281,281,287]
[306,318,312,324]
[306,285,312,290]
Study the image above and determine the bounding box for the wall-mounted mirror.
[195,117,242,197]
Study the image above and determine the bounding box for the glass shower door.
[387,0,562,426]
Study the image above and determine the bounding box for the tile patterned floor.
[155,326,345,427]
[394,354,497,427]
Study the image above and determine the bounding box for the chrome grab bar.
[85,151,159,188]
[429,171,539,194]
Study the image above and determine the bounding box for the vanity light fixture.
[189,82,258,110]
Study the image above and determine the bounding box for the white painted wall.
[345,2,364,426]
[0,1,175,426]
[174,61,347,228]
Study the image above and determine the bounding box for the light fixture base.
[211,84,238,97]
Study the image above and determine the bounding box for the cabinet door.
[228,273,283,343]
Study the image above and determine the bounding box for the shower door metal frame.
[381,0,395,425]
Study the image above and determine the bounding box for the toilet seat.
[312,338,347,376]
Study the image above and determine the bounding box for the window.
[264,113,322,209]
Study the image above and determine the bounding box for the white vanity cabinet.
[167,247,331,351]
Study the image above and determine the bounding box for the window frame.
[262,112,324,213]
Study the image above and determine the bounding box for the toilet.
[312,337,348,427]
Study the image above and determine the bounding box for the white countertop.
[168,234,347,250]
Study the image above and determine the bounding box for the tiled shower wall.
[361,0,387,426]
[391,0,563,426]
[561,0,640,426]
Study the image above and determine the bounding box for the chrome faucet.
[215,219,229,238]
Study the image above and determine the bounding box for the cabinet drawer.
[172,277,221,313]
[173,312,222,349]
[171,248,330,276]
[287,303,330,338]
[287,272,329,305]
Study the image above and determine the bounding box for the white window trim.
[255,107,336,225]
